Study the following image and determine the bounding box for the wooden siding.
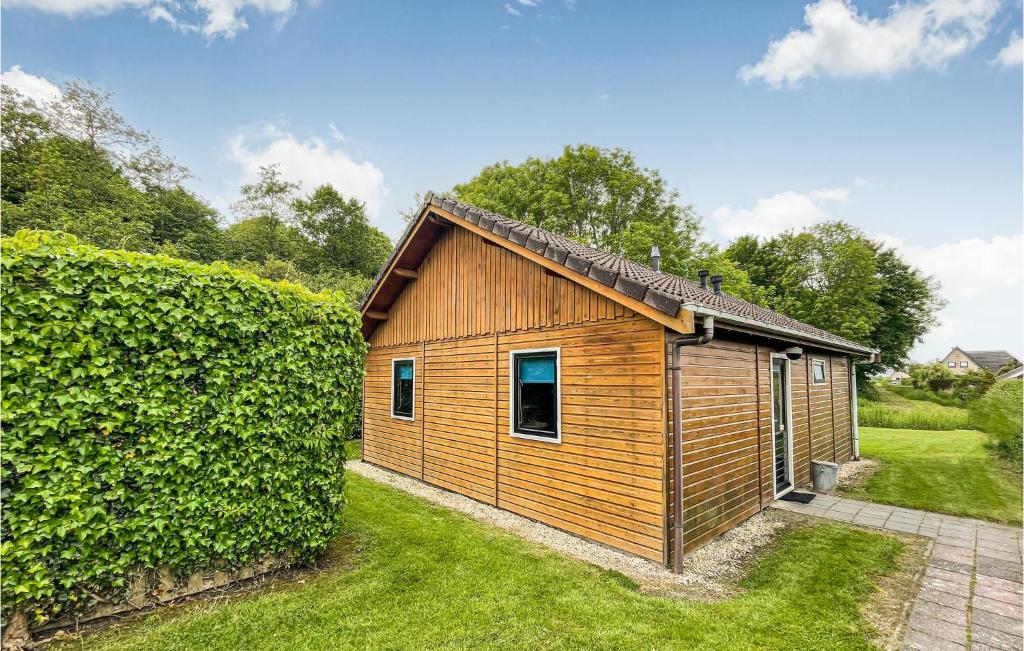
[665,332,855,555]
[363,226,665,562]
[370,226,633,346]
[363,344,423,478]
[423,336,497,504]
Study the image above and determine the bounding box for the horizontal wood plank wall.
[666,332,856,556]
[423,335,497,504]
[756,346,774,510]
[497,318,665,561]
[808,355,835,464]
[363,344,423,478]
[790,357,811,488]
[665,335,762,554]
[365,227,665,562]
[371,227,633,346]
[831,356,853,462]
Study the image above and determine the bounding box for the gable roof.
[361,194,877,356]
[952,349,1020,373]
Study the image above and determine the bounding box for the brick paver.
[774,495,1022,650]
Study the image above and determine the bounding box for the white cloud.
[808,186,852,202]
[879,233,1024,361]
[517,0,540,5]
[327,123,350,144]
[711,186,852,239]
[994,32,1024,66]
[739,0,1001,88]
[1,65,62,104]
[879,233,1024,301]
[504,3,521,16]
[227,123,388,220]
[3,0,300,38]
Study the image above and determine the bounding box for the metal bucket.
[811,460,840,494]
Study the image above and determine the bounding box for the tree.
[453,145,697,255]
[222,216,308,265]
[147,186,224,262]
[0,119,156,250]
[727,223,882,342]
[1,81,216,255]
[727,223,940,387]
[453,144,763,301]
[48,81,188,188]
[231,164,299,224]
[292,184,391,278]
[861,247,944,378]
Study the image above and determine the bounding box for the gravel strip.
[837,458,882,490]
[350,459,790,599]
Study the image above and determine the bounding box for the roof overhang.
[682,303,880,359]
[360,200,697,339]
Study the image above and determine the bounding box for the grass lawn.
[59,446,907,650]
[843,427,1023,525]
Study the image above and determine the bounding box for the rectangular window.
[948,361,957,368]
[511,349,560,442]
[811,359,827,384]
[959,361,968,368]
[391,358,414,420]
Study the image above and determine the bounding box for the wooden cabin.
[359,194,878,570]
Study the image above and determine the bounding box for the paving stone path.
[773,495,1023,650]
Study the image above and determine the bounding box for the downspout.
[671,316,715,573]
[850,360,860,460]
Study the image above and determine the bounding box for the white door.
[771,357,794,496]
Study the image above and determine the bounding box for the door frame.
[769,353,795,499]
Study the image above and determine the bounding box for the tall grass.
[888,385,969,408]
[858,399,970,430]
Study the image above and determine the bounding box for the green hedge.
[1,231,366,624]
[970,381,1024,467]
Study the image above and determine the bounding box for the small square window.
[511,349,559,442]
[811,359,827,384]
[959,361,968,368]
[948,361,957,368]
[391,358,414,420]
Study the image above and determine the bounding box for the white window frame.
[959,361,968,368]
[811,358,828,385]
[769,353,795,500]
[509,347,561,444]
[948,361,957,368]
[390,357,416,421]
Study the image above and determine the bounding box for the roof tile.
[363,195,875,354]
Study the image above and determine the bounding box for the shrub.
[1,231,366,624]
[970,381,1024,466]
[908,363,956,392]
[952,369,996,402]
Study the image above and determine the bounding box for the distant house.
[887,370,910,385]
[359,194,878,572]
[941,347,1020,376]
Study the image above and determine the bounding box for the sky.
[2,0,1022,363]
